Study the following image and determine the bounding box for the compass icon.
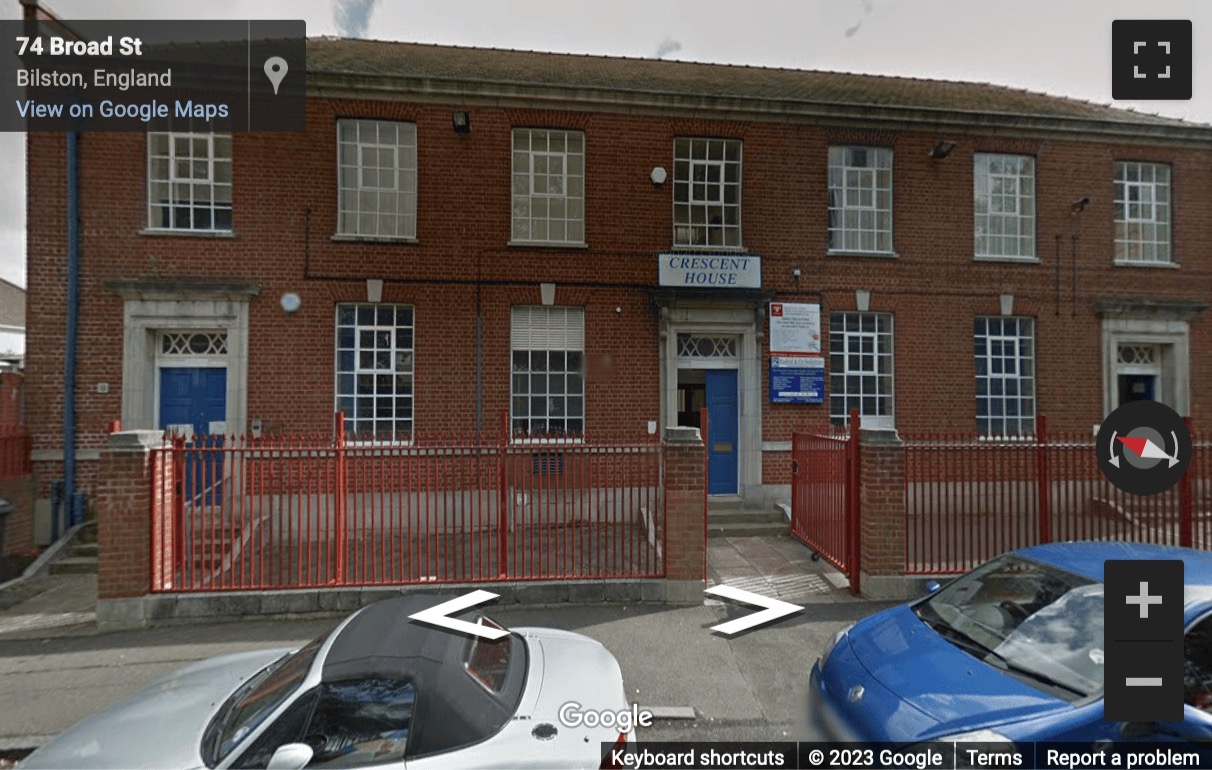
[1098,400,1191,496]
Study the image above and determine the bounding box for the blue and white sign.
[658,254,761,289]
[769,355,825,404]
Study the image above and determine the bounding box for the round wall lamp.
[650,166,667,186]
[280,292,302,314]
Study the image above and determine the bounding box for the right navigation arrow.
[705,585,803,636]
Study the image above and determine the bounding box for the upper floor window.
[974,153,1035,260]
[673,138,742,248]
[148,132,232,232]
[511,129,585,245]
[828,146,892,254]
[1114,161,1171,264]
[337,120,418,239]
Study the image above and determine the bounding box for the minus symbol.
[1125,677,1163,687]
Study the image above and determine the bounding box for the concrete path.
[0,534,894,750]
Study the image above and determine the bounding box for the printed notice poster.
[769,356,825,404]
[769,302,821,355]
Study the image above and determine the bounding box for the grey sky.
[2,0,1210,288]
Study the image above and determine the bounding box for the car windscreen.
[202,637,324,766]
[914,555,1102,700]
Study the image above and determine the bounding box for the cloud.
[334,0,379,39]
[654,38,682,59]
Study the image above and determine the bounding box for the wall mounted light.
[366,278,384,303]
[540,283,556,306]
[1000,293,1014,317]
[452,111,471,134]
[1071,196,1090,215]
[855,289,871,312]
[651,166,667,186]
[929,140,956,159]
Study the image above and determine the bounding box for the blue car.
[809,541,1212,744]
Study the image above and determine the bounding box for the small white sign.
[769,303,821,355]
[658,254,761,289]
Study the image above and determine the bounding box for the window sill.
[827,250,898,259]
[507,240,589,250]
[669,244,747,253]
[140,228,235,239]
[1113,260,1179,269]
[974,255,1040,264]
[331,234,419,244]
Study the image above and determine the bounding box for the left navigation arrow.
[705,585,803,636]
[408,590,510,640]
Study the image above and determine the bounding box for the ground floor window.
[335,303,414,441]
[511,306,584,438]
[829,312,893,427]
[975,316,1035,436]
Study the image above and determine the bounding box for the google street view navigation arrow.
[705,585,803,636]
[408,590,510,640]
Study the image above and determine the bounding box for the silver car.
[19,596,634,769]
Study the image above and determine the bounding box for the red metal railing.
[0,426,31,479]
[150,413,665,592]
[790,410,860,593]
[905,415,1211,574]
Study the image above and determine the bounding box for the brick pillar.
[663,425,706,604]
[0,474,34,557]
[857,427,909,600]
[95,430,166,602]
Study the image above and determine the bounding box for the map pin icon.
[264,56,288,95]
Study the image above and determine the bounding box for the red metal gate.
[790,409,860,594]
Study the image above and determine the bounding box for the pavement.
[0,533,898,751]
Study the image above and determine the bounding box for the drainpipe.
[59,130,80,539]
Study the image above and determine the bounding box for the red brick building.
[24,41,1212,537]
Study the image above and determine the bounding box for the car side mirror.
[267,743,314,770]
[925,580,942,593]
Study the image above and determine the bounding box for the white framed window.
[974,153,1035,260]
[829,312,893,427]
[828,146,892,254]
[511,306,585,439]
[511,129,585,245]
[975,317,1036,437]
[673,138,742,248]
[337,120,418,239]
[335,304,414,441]
[1114,161,1171,264]
[147,132,232,232]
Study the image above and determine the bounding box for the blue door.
[705,369,739,495]
[159,367,227,504]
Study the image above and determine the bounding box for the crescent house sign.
[658,254,762,289]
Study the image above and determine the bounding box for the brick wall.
[0,474,34,558]
[25,100,1212,506]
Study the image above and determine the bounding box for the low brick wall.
[96,427,709,628]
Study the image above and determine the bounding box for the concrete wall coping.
[106,430,165,453]
[859,427,903,446]
[665,426,704,445]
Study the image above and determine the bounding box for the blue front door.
[159,367,227,504]
[705,369,739,495]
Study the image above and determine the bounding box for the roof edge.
[308,72,1212,145]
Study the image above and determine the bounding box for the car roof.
[1016,541,1212,592]
[322,595,526,756]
